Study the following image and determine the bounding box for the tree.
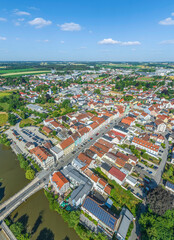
[68,211,80,228]
[8,113,17,125]
[146,186,174,215]
[20,160,29,170]
[94,89,101,94]
[25,169,35,180]
[161,143,166,149]
[62,99,71,109]
[10,222,24,237]
[139,209,174,240]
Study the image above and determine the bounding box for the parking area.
[6,125,53,156]
[135,162,157,177]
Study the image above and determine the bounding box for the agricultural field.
[0,70,51,76]
[137,77,154,81]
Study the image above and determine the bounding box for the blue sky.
[1,0,174,61]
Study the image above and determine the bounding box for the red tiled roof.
[30,146,52,162]
[115,158,126,167]
[109,167,126,181]
[60,137,74,150]
[91,174,99,183]
[104,185,112,195]
[133,137,159,152]
[98,178,107,187]
[52,171,69,190]
[42,126,52,134]
[45,118,54,123]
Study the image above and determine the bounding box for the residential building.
[81,196,118,237]
[50,171,70,195]
[117,208,134,240]
[30,146,55,169]
[108,167,126,185]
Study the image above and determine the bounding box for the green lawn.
[0,113,8,126]
[162,163,174,184]
[0,91,12,98]
[19,118,34,128]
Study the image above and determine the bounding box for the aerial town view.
[0,1,174,240]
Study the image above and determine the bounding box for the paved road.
[0,174,48,222]
[153,133,169,185]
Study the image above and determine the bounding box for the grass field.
[0,91,12,98]
[137,77,153,81]
[0,70,51,76]
[19,118,34,128]
[0,113,8,126]
[0,91,13,112]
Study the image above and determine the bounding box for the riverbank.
[0,144,81,240]
[44,190,107,240]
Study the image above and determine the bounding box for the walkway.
[0,221,17,240]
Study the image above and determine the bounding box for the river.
[0,144,80,240]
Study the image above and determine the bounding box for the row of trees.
[114,78,158,91]
[17,154,36,181]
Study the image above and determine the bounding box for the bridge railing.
[0,182,45,222]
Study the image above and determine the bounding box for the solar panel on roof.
[166,181,174,190]
[83,197,116,230]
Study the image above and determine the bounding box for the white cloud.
[98,38,120,45]
[58,22,81,31]
[80,46,87,49]
[160,39,174,44]
[98,38,141,46]
[159,17,174,25]
[172,13,174,16]
[0,17,7,22]
[18,18,25,22]
[0,36,6,40]
[28,18,52,28]
[121,41,141,46]
[44,39,49,42]
[60,40,64,44]
[14,9,30,16]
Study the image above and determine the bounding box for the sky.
[1,0,174,61]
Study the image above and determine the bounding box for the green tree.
[139,209,174,240]
[8,113,17,125]
[94,89,101,94]
[10,222,24,237]
[25,169,35,180]
[20,160,29,170]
